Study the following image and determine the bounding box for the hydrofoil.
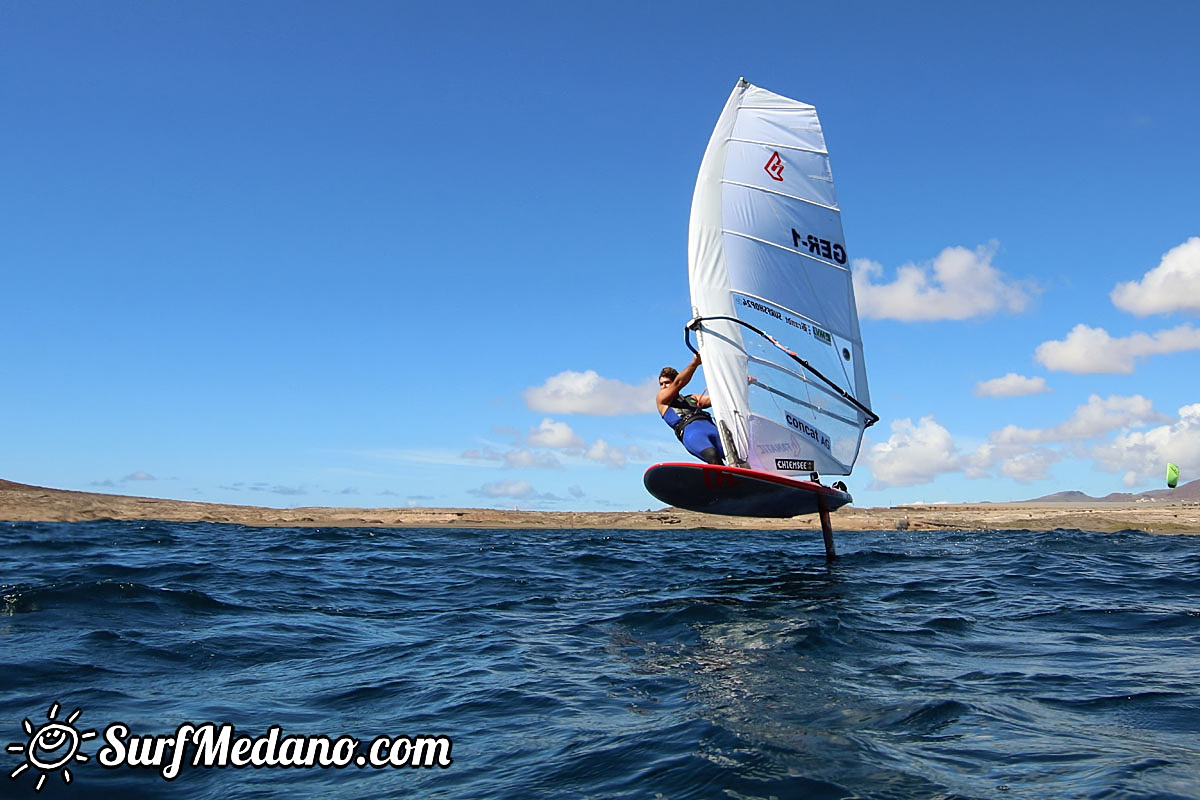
[644,463,852,560]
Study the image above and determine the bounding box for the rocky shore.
[3,479,1199,533]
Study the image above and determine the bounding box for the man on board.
[657,353,724,465]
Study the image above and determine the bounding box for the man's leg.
[684,422,725,465]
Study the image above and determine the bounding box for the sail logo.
[764,151,785,181]
[791,229,847,265]
[784,412,832,452]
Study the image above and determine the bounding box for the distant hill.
[1029,478,1200,503]
[1031,490,1095,502]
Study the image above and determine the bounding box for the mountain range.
[1028,478,1200,503]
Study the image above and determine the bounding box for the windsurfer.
[657,353,724,465]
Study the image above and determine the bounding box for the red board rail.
[643,462,852,518]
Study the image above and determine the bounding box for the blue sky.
[4,1,1199,511]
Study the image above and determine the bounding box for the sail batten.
[721,231,853,271]
[719,182,841,211]
[731,290,846,331]
[750,378,866,430]
[688,80,872,478]
[727,137,828,156]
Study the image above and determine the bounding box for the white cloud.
[853,243,1036,321]
[1051,394,1167,440]
[526,418,585,448]
[468,479,566,505]
[470,480,535,499]
[219,482,309,496]
[871,396,1169,488]
[123,471,156,481]
[1111,237,1200,316]
[584,438,629,468]
[462,418,646,471]
[997,448,1061,483]
[502,449,563,469]
[991,394,1166,446]
[462,446,561,469]
[963,440,1054,481]
[866,389,1190,493]
[962,443,997,480]
[265,485,307,496]
[974,373,1051,397]
[1035,323,1200,374]
[490,425,522,439]
[968,395,1171,485]
[523,370,656,416]
[965,441,1058,483]
[864,416,961,488]
[357,448,478,467]
[462,447,504,462]
[1091,403,1200,485]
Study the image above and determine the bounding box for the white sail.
[688,79,873,477]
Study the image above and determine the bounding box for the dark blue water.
[2,522,1198,799]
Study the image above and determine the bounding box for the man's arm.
[656,353,702,407]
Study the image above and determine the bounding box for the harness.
[664,395,713,442]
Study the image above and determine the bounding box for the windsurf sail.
[687,79,875,479]
[1167,462,1180,489]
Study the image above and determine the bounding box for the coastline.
[3,479,1199,534]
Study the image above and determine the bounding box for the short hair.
[659,367,678,381]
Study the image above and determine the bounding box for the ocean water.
[2,521,1198,800]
